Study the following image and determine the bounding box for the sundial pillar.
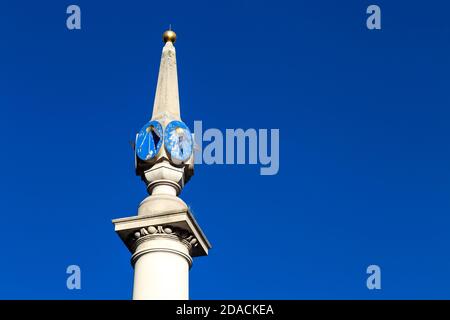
[112,29,211,300]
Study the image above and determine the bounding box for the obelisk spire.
[113,29,210,300]
[151,29,180,121]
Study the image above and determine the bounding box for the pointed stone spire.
[151,29,181,122]
[112,28,210,300]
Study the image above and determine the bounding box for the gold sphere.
[163,30,177,44]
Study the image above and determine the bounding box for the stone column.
[112,29,210,300]
[131,226,195,300]
[113,208,209,300]
[113,165,210,300]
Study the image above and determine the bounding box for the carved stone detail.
[130,225,199,251]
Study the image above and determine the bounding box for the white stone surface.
[143,160,185,194]
[137,194,188,216]
[151,42,181,122]
[132,237,190,300]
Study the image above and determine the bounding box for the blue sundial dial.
[136,120,163,161]
[164,120,193,164]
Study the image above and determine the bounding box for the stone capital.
[112,209,211,258]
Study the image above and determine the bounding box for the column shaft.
[132,237,191,300]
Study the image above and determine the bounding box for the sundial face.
[136,120,163,161]
[164,120,193,164]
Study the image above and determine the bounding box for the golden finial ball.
[163,30,177,44]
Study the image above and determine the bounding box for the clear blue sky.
[0,1,449,299]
